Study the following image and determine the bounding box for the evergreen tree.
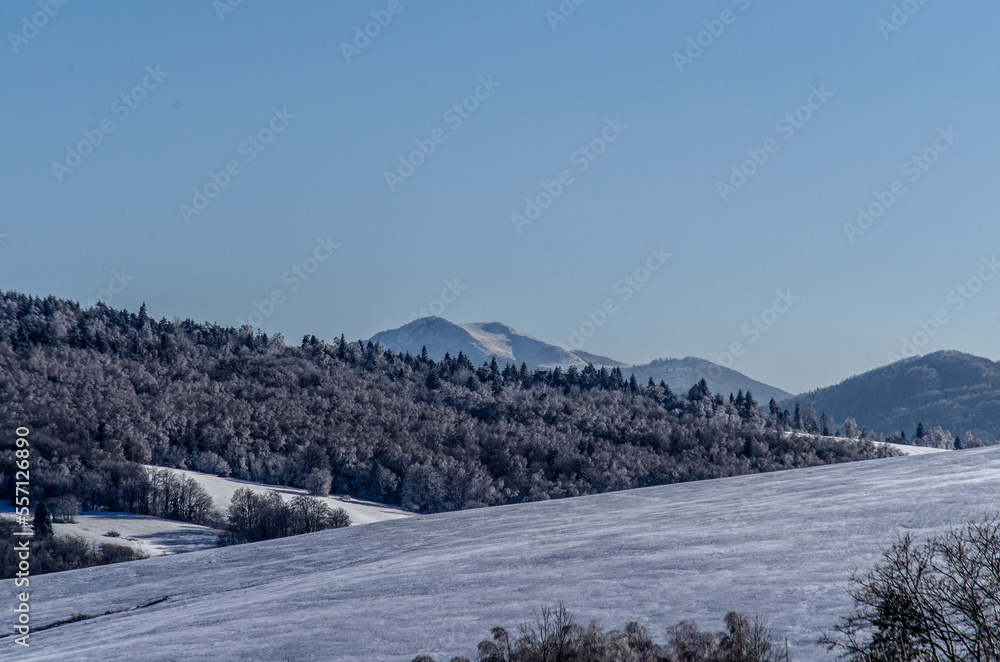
[802,402,819,434]
[660,381,676,408]
[793,402,802,430]
[820,412,831,436]
[425,371,440,390]
[916,422,926,439]
[33,502,54,539]
[611,367,625,390]
[597,366,610,388]
[688,378,710,401]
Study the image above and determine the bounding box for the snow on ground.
[49,512,220,557]
[0,504,221,557]
[0,470,408,559]
[784,430,950,456]
[7,446,1000,661]
[152,466,411,526]
[882,442,949,455]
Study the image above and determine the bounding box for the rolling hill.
[8,445,1000,661]
[629,356,791,404]
[791,350,1000,442]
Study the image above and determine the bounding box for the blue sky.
[2,0,998,394]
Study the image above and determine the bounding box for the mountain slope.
[792,350,1000,442]
[370,316,620,368]
[10,445,1000,661]
[626,356,792,403]
[370,317,791,401]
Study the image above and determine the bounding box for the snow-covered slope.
[50,512,221,557]
[370,316,618,368]
[0,504,220,557]
[155,466,411,526]
[885,442,949,455]
[0,471,409,560]
[8,447,1000,661]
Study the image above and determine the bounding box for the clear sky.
[2,1,998,394]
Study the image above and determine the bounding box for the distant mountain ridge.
[791,350,1000,443]
[628,356,792,405]
[369,317,620,369]
[369,317,792,403]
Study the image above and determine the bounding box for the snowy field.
[883,442,949,455]
[153,466,412,526]
[0,504,222,557]
[48,512,220,557]
[5,446,1000,661]
[1,470,409,559]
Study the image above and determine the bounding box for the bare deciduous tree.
[821,515,1000,661]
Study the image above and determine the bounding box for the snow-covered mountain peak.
[369,317,791,400]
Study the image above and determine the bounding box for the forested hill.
[0,292,894,514]
[793,350,1000,444]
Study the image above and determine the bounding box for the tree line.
[0,292,902,519]
[413,606,788,662]
[217,488,350,545]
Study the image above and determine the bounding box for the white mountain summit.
[369,317,619,369]
[369,317,792,402]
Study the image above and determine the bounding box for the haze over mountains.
[370,317,793,403]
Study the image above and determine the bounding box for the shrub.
[414,604,786,662]
[0,518,148,579]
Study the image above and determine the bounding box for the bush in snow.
[413,603,787,661]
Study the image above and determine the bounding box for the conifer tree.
[33,502,54,539]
